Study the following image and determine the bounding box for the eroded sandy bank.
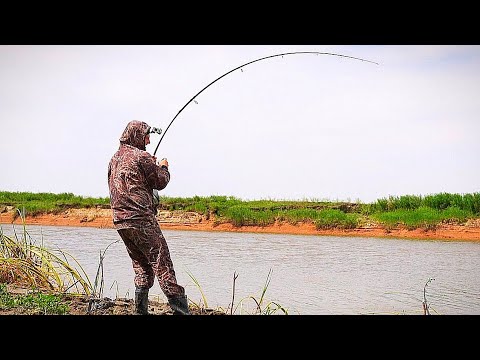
[1,208,479,242]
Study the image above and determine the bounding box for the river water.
[1,223,479,315]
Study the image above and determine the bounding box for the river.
[1,223,479,315]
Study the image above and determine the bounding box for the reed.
[232,268,289,315]
[186,267,288,315]
[0,211,92,295]
[185,268,209,309]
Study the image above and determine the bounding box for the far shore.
[1,208,479,242]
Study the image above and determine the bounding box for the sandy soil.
[1,207,479,242]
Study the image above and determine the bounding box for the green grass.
[0,191,110,215]
[368,192,480,214]
[371,206,471,230]
[0,282,69,314]
[1,190,479,231]
[314,209,360,230]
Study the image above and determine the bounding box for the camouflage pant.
[117,225,185,298]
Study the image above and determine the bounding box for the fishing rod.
[153,51,379,156]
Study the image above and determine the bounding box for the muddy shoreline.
[1,208,479,242]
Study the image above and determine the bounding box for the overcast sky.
[0,45,479,203]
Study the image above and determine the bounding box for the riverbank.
[1,207,479,241]
[0,283,224,315]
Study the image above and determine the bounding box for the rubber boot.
[134,287,149,315]
[168,294,191,315]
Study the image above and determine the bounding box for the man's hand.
[158,158,169,169]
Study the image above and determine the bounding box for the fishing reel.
[153,189,160,207]
[149,127,162,135]
[150,127,162,209]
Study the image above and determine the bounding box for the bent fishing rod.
[152,51,379,156]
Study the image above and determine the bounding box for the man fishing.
[107,120,190,315]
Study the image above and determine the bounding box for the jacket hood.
[119,120,150,151]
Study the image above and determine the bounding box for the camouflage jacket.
[108,120,170,229]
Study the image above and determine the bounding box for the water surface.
[1,223,479,315]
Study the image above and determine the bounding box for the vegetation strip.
[1,191,479,230]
